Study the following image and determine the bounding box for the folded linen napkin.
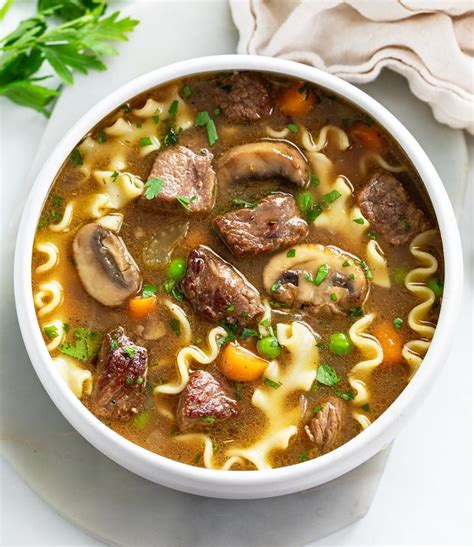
[229,0,474,133]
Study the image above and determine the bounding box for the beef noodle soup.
[32,71,444,470]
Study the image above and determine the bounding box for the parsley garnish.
[203,416,215,425]
[0,4,138,116]
[182,84,191,98]
[59,327,101,361]
[310,172,320,187]
[353,217,365,224]
[71,148,83,165]
[234,382,243,400]
[287,248,296,258]
[367,230,378,240]
[333,388,355,401]
[176,195,197,210]
[169,318,181,336]
[111,170,119,182]
[315,363,341,386]
[142,284,157,298]
[263,377,282,389]
[125,345,136,359]
[240,327,259,340]
[232,198,257,209]
[313,264,330,286]
[299,451,309,462]
[44,325,59,340]
[342,260,351,267]
[393,317,404,329]
[98,130,106,144]
[361,403,371,412]
[350,307,364,317]
[312,405,322,414]
[271,281,282,292]
[38,195,63,228]
[144,177,164,200]
[287,123,298,133]
[139,136,153,147]
[168,100,178,120]
[163,126,180,147]
[195,110,218,146]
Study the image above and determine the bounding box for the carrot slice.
[349,122,385,151]
[373,320,404,365]
[278,82,317,117]
[219,343,268,382]
[128,296,157,319]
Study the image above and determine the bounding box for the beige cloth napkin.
[229,0,474,134]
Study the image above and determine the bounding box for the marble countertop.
[1,2,472,545]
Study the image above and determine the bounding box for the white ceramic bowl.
[14,55,462,499]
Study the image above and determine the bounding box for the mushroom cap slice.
[217,141,310,187]
[73,223,142,307]
[263,243,368,315]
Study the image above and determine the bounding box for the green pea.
[257,336,281,359]
[426,277,443,298]
[329,332,352,356]
[166,258,186,281]
[296,191,314,212]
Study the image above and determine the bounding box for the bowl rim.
[14,54,463,499]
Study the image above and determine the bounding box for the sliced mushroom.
[263,243,368,314]
[217,141,310,187]
[73,223,142,307]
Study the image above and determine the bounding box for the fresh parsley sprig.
[0,1,139,116]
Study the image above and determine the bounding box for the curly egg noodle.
[31,73,443,470]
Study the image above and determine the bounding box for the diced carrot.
[278,82,317,117]
[219,343,268,382]
[373,320,404,365]
[128,296,157,319]
[349,122,385,151]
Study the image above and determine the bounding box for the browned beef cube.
[177,370,238,431]
[181,245,263,325]
[305,397,348,453]
[213,193,309,256]
[142,146,216,215]
[182,72,272,122]
[357,170,430,245]
[93,327,148,420]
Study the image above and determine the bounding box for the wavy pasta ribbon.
[225,321,318,470]
[359,152,406,176]
[154,326,227,395]
[402,230,439,379]
[52,356,93,399]
[348,313,383,426]
[34,280,64,318]
[366,239,391,288]
[163,299,192,346]
[34,242,59,274]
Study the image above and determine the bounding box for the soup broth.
[32,71,443,470]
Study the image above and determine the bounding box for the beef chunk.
[213,193,308,256]
[181,245,263,325]
[177,370,238,431]
[357,170,430,245]
[93,327,148,420]
[182,73,272,122]
[141,146,216,215]
[305,397,347,453]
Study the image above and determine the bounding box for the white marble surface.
[1,1,472,545]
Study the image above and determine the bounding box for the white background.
[1,1,472,545]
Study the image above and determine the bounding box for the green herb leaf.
[168,99,178,120]
[169,318,181,337]
[240,327,260,340]
[287,123,298,133]
[176,194,197,210]
[352,217,364,224]
[125,345,136,359]
[195,111,210,126]
[44,325,59,339]
[299,451,309,462]
[70,148,83,165]
[232,198,257,209]
[361,403,371,412]
[312,404,322,414]
[263,377,282,389]
[98,130,106,143]
[139,136,153,147]
[271,281,282,292]
[310,172,320,187]
[163,126,179,147]
[350,306,364,318]
[144,177,164,200]
[315,363,341,387]
[313,263,330,286]
[234,382,243,400]
[333,388,355,401]
[59,327,101,361]
[393,317,404,329]
[142,284,157,298]
[287,248,296,258]
[203,416,215,424]
[182,84,191,98]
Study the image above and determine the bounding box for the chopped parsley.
[287,248,296,258]
[136,376,144,385]
[260,318,270,328]
[125,345,136,359]
[182,85,192,98]
[142,284,157,298]
[226,304,235,312]
[139,136,153,147]
[38,195,64,228]
[111,170,119,182]
[353,217,365,224]
[176,195,197,210]
[70,148,83,166]
[144,177,164,200]
[427,278,444,298]
[367,230,378,240]
[234,382,243,400]
[315,363,341,387]
[333,388,355,401]
[330,292,338,302]
[321,190,342,206]
[263,377,282,390]
[214,107,222,116]
[163,126,180,147]
[393,317,404,329]
[271,281,282,292]
[169,318,181,336]
[59,327,101,362]
[361,403,371,412]
[161,279,184,302]
[98,130,106,144]
[110,339,119,351]
[125,376,132,385]
[232,198,257,209]
[168,100,179,120]
[310,172,320,187]
[44,325,59,340]
[121,103,131,113]
[153,110,160,124]
[342,260,351,267]
[402,220,411,232]
[287,123,298,133]
[350,307,364,318]
[195,111,218,146]
[313,264,330,286]
[203,416,215,425]
[299,451,309,462]
[312,404,322,414]
[240,327,260,340]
